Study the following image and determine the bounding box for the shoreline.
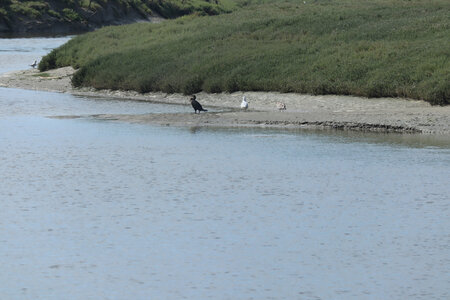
[1,67,450,135]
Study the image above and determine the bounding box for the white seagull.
[240,96,249,110]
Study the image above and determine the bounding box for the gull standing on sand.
[240,96,249,110]
[276,102,286,111]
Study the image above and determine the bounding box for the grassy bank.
[0,0,235,20]
[40,0,450,105]
[0,0,236,35]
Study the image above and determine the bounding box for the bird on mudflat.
[240,96,249,110]
[30,60,37,69]
[276,102,286,111]
[190,95,208,113]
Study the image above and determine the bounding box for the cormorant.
[30,60,37,69]
[190,95,207,113]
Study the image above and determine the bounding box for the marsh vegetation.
[40,0,450,105]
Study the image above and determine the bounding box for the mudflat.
[1,67,449,134]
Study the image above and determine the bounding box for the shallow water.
[0,36,72,74]
[1,37,449,300]
[0,87,192,117]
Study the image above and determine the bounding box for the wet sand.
[1,67,449,134]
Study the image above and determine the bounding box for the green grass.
[0,0,234,23]
[9,1,48,18]
[40,0,450,105]
[32,72,51,77]
[142,0,238,18]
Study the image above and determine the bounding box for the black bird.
[190,95,207,113]
[30,60,37,69]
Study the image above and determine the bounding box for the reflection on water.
[0,37,449,300]
[192,126,450,149]
[0,87,192,117]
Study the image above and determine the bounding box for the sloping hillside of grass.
[40,0,449,105]
[0,0,237,35]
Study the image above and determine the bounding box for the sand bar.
[1,67,449,134]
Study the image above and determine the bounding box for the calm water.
[1,37,449,300]
[0,37,72,74]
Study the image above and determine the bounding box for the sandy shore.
[1,67,449,134]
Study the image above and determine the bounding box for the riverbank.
[1,67,449,134]
[0,0,232,37]
[42,0,450,105]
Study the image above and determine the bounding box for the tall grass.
[40,0,450,105]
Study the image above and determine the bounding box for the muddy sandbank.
[1,67,449,134]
